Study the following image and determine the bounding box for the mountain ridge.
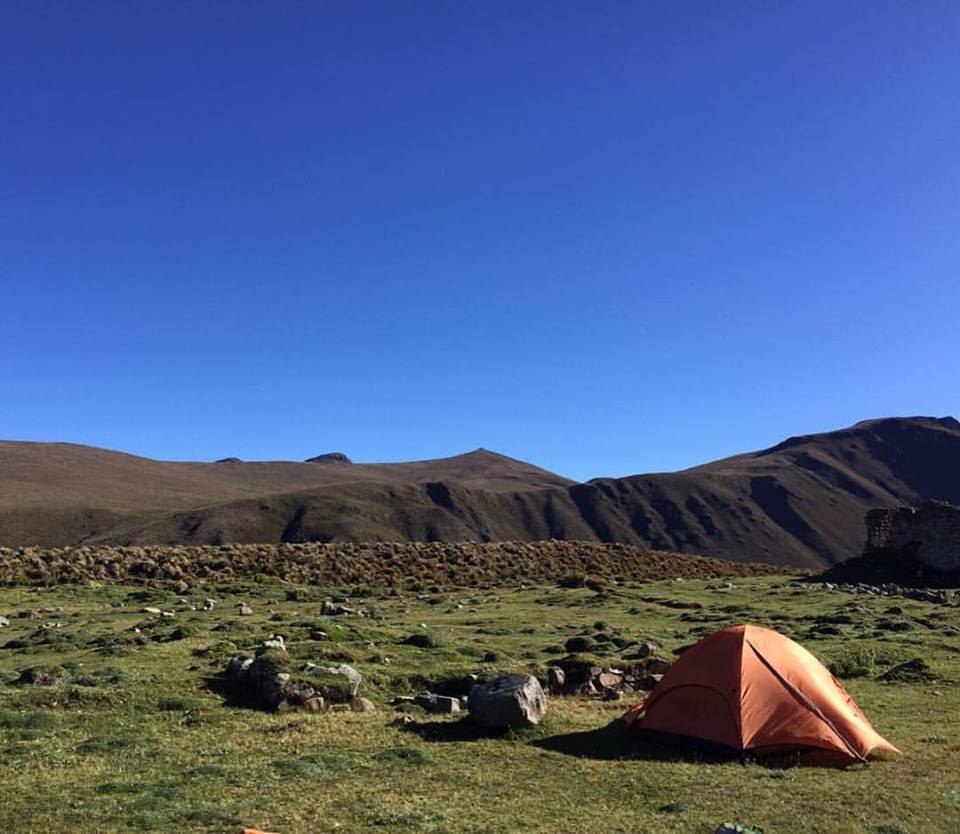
[1,416,958,568]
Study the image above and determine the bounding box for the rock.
[351,696,376,713]
[468,674,547,730]
[304,452,352,464]
[547,666,566,694]
[430,673,479,698]
[714,825,764,834]
[256,635,286,654]
[877,658,937,683]
[302,662,363,697]
[0,616,9,627]
[173,579,189,594]
[414,693,461,714]
[202,598,216,611]
[603,687,623,701]
[596,671,623,689]
[644,657,672,675]
[142,607,162,615]
[639,673,664,690]
[626,641,660,659]
[226,655,254,679]
[236,603,254,616]
[392,714,414,727]
[321,600,363,617]
[564,635,594,652]
[402,633,440,649]
[548,655,602,687]
[16,665,68,686]
[160,610,176,618]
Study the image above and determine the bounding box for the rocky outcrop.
[304,453,352,464]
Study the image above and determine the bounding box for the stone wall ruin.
[865,500,960,573]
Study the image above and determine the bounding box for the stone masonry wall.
[865,501,960,573]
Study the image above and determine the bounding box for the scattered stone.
[309,630,330,641]
[236,603,254,616]
[547,666,565,694]
[0,616,10,627]
[468,674,546,729]
[351,696,376,713]
[142,607,162,615]
[256,635,286,654]
[173,579,189,594]
[202,598,216,611]
[597,671,623,689]
[603,688,623,701]
[644,657,672,675]
[414,693,461,714]
[320,600,366,617]
[627,641,660,659]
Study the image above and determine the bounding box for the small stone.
[309,630,330,641]
[644,657,671,675]
[202,598,216,611]
[596,671,623,689]
[0,616,9,627]
[142,607,162,615]
[256,635,286,653]
[351,696,376,713]
[547,666,566,694]
[414,693,461,714]
[236,603,254,616]
[173,579,189,594]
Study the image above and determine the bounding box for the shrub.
[828,645,875,678]
[402,633,442,649]
[564,636,595,653]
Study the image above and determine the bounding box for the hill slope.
[2,416,958,567]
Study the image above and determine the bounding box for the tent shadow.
[532,722,735,763]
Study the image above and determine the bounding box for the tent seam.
[745,638,866,762]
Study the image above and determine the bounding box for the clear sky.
[2,2,958,482]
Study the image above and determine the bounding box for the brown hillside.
[1,416,958,568]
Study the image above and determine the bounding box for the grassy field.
[0,574,957,834]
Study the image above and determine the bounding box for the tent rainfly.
[621,624,900,764]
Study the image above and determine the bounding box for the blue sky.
[1,2,958,481]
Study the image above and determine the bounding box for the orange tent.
[622,624,900,764]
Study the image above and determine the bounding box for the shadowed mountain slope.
[2,416,958,568]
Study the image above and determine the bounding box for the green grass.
[0,576,957,833]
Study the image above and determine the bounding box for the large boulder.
[468,674,546,730]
